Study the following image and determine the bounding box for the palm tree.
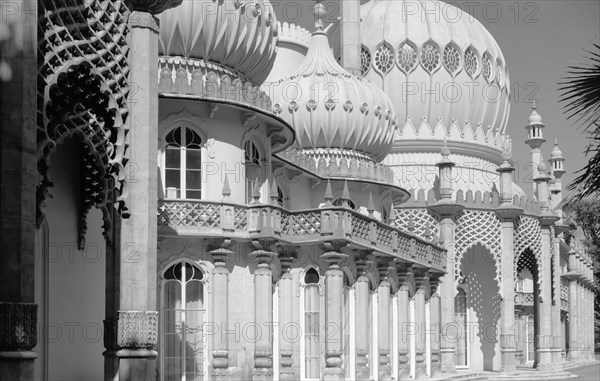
[559,42,600,200]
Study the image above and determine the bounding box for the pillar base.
[0,352,36,381]
[252,369,273,381]
[536,348,553,372]
[440,349,456,373]
[356,365,370,381]
[500,348,517,372]
[279,369,296,381]
[116,349,157,381]
[551,348,563,370]
[323,368,344,381]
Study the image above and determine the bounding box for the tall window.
[162,262,205,381]
[164,127,202,199]
[244,141,261,203]
[303,268,321,380]
[526,315,535,363]
[454,287,468,368]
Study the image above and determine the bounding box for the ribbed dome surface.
[272,30,397,162]
[157,0,278,85]
[358,0,510,138]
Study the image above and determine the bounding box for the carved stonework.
[0,302,37,351]
[128,10,159,32]
[129,0,183,14]
[117,311,158,350]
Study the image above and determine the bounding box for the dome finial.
[532,99,537,111]
[314,0,326,31]
[555,137,559,146]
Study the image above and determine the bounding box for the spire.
[324,179,333,206]
[270,179,279,205]
[367,192,375,217]
[341,180,351,208]
[222,174,231,200]
[313,0,326,31]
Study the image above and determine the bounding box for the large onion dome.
[271,3,397,162]
[337,0,510,156]
[157,0,278,85]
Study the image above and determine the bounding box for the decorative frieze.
[117,311,158,350]
[0,302,37,351]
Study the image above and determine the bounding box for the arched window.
[244,140,261,203]
[303,268,321,380]
[161,262,206,381]
[163,126,203,199]
[454,287,468,368]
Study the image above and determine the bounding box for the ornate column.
[428,142,464,374]
[0,0,37,379]
[210,240,233,380]
[413,268,429,380]
[551,231,563,369]
[565,247,579,361]
[514,306,525,365]
[278,247,297,380]
[395,263,412,380]
[321,242,348,381]
[250,240,277,381]
[429,273,443,378]
[534,163,559,371]
[116,2,181,380]
[376,258,392,380]
[495,147,522,372]
[355,253,372,380]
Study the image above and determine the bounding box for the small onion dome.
[271,1,397,162]
[528,105,544,126]
[551,138,564,160]
[157,0,278,85]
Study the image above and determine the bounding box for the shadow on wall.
[461,243,502,371]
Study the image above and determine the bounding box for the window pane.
[186,280,203,309]
[166,149,180,168]
[187,150,202,169]
[186,170,202,190]
[186,190,202,200]
[166,169,180,189]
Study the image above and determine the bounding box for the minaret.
[524,101,546,199]
[548,138,566,211]
[341,0,361,76]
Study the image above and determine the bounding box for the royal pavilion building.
[0,0,596,380]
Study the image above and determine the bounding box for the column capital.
[320,241,349,268]
[128,11,160,33]
[428,200,464,221]
[249,239,279,266]
[538,211,560,227]
[495,204,523,222]
[278,245,298,277]
[117,311,158,351]
[208,238,235,267]
[0,302,37,351]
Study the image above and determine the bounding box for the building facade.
[0,0,596,381]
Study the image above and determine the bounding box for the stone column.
[250,240,277,381]
[355,253,372,380]
[321,243,348,381]
[566,248,579,361]
[0,0,37,379]
[396,264,412,380]
[376,259,392,380]
[514,307,525,365]
[534,165,559,371]
[551,234,563,370]
[429,273,442,378]
[428,144,464,374]
[496,206,521,372]
[210,240,233,380]
[278,247,297,380]
[340,0,361,76]
[116,3,180,379]
[413,268,429,380]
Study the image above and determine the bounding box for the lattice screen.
[394,208,439,241]
[514,216,543,290]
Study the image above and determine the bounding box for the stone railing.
[514,292,534,306]
[158,199,446,271]
[158,58,275,116]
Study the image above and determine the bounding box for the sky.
[270,0,600,197]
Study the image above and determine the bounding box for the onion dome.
[271,1,397,162]
[157,0,278,85]
[551,139,563,160]
[336,0,509,154]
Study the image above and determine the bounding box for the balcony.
[157,199,447,272]
[514,292,534,306]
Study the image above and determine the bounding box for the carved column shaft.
[211,247,231,379]
[377,279,391,379]
[429,280,442,378]
[355,274,370,380]
[514,308,525,365]
[278,251,296,380]
[537,227,553,370]
[414,272,428,380]
[322,250,347,381]
[438,217,457,373]
[397,284,410,380]
[551,236,562,369]
[0,0,38,378]
[252,245,276,381]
